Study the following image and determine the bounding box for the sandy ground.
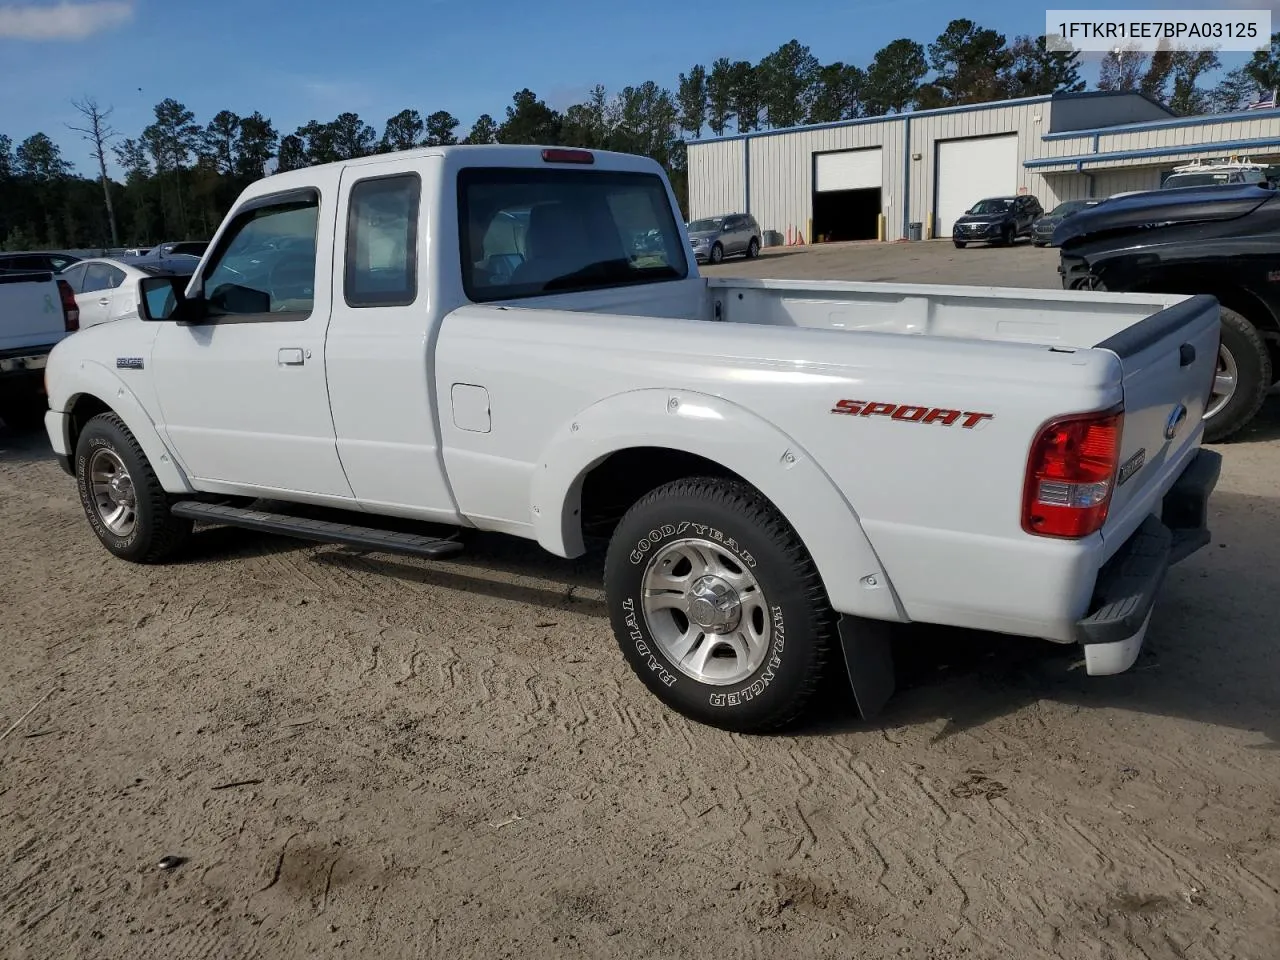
[3,240,1279,960]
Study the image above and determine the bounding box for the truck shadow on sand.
[173,479,1277,750]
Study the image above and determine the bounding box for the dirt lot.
[4,240,1279,960]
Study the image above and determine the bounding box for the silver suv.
[686,213,761,264]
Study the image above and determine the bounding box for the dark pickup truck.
[1056,183,1280,442]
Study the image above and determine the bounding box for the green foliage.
[864,39,928,115]
[0,21,1256,250]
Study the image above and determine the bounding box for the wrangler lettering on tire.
[604,477,835,733]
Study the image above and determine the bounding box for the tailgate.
[1098,294,1220,537]
[0,273,64,353]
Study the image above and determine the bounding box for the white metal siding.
[909,100,1051,237]
[1092,168,1168,197]
[687,140,746,221]
[934,135,1020,237]
[746,121,902,243]
[814,148,883,191]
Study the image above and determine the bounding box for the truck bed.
[705,277,1190,350]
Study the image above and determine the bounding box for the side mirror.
[138,276,187,321]
[722,223,732,232]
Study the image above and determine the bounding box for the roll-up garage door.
[815,148,883,191]
[935,134,1018,237]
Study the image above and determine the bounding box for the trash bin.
[908,222,923,241]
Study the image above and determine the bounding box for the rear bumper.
[0,346,52,378]
[1073,448,1221,668]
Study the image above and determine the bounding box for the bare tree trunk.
[68,96,120,247]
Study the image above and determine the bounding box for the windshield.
[1165,172,1240,188]
[686,218,723,233]
[969,199,1013,215]
[1046,200,1089,217]
[459,167,688,302]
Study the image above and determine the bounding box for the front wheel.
[953,240,966,249]
[603,478,836,733]
[709,243,724,265]
[74,413,192,563]
[1202,307,1271,443]
[746,237,760,259]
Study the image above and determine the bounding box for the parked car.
[124,240,210,273]
[0,270,79,430]
[57,257,197,329]
[43,144,1220,733]
[1056,181,1280,442]
[952,195,1043,248]
[0,251,82,276]
[1162,158,1271,190]
[686,213,761,264]
[1030,199,1102,247]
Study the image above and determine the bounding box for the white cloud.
[0,1,133,41]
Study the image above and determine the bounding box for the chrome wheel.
[88,447,137,536]
[641,537,770,686]
[1205,344,1238,420]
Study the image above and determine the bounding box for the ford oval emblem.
[1165,404,1188,440]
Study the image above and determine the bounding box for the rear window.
[457,167,688,302]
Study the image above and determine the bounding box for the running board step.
[170,501,464,560]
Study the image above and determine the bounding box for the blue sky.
[0,0,1269,175]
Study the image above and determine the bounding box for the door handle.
[278,348,305,366]
[98,297,110,306]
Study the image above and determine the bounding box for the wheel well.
[1129,281,1279,336]
[579,447,744,540]
[66,394,112,453]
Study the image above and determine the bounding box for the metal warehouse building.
[686,91,1280,244]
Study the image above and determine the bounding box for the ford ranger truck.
[41,145,1222,733]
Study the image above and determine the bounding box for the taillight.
[56,278,79,332]
[1022,406,1124,539]
[541,148,594,164]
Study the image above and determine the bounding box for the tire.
[746,237,760,259]
[74,412,192,563]
[0,393,48,432]
[1001,226,1014,246]
[603,477,836,734]
[953,240,966,248]
[1202,307,1271,443]
[709,243,724,265]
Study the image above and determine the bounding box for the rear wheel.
[603,477,835,733]
[1202,307,1271,443]
[74,413,192,562]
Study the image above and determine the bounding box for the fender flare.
[530,388,906,622]
[55,361,194,493]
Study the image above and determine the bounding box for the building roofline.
[683,94,1054,147]
[1025,136,1280,169]
[1049,88,1175,117]
[1042,105,1280,140]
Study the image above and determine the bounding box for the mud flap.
[837,615,896,720]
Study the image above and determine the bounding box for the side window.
[344,174,419,307]
[59,263,88,293]
[82,263,116,293]
[105,266,126,288]
[202,191,320,319]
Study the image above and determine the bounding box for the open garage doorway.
[813,187,881,241]
[812,147,882,242]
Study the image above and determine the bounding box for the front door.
[150,187,353,499]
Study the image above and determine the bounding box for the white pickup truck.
[42,145,1222,732]
[1,271,79,430]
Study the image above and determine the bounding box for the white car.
[41,145,1222,733]
[55,257,195,329]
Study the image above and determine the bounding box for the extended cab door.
[150,185,354,500]
[322,157,461,523]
